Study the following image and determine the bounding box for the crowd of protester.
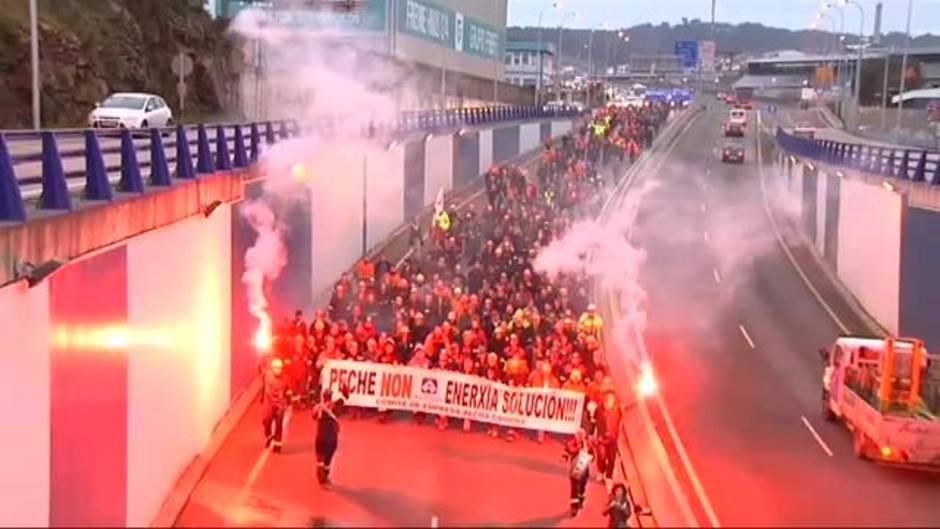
[264,102,670,504]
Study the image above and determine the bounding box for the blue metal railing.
[775,127,940,184]
[0,105,581,222]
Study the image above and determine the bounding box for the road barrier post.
[150,128,171,186]
[175,125,195,180]
[233,126,248,169]
[215,126,232,171]
[196,125,214,175]
[39,132,71,210]
[118,128,144,193]
[0,135,26,221]
[83,130,112,201]
[249,123,261,163]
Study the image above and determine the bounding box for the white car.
[88,92,173,129]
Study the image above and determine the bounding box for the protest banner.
[321,360,585,434]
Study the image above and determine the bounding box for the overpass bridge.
[0,105,584,526]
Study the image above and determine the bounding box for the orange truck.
[821,336,940,467]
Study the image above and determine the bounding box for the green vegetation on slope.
[0,0,237,128]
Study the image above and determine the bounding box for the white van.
[729,108,747,127]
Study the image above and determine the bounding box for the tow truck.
[821,336,940,467]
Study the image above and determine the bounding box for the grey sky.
[508,0,939,36]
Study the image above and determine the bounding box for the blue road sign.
[674,40,699,70]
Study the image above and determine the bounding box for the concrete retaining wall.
[774,152,932,341]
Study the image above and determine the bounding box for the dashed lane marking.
[713,268,722,284]
[801,415,835,457]
[738,324,756,349]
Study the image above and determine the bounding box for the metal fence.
[775,127,940,184]
[0,105,580,222]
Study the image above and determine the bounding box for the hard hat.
[587,303,597,312]
[271,358,283,370]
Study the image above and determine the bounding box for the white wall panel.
[366,144,405,250]
[551,119,572,137]
[424,135,454,206]
[0,280,50,526]
[126,206,233,526]
[815,171,828,255]
[520,123,541,153]
[309,146,366,302]
[837,178,903,333]
[478,129,494,176]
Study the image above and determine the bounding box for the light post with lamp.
[556,9,577,102]
[838,0,866,130]
[896,0,914,129]
[537,1,559,107]
[29,0,40,129]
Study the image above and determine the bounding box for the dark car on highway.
[721,139,745,164]
[723,121,745,137]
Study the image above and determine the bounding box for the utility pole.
[896,0,914,129]
[30,0,40,129]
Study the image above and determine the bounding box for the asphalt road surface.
[619,102,940,526]
[173,138,636,528]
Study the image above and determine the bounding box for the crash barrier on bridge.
[775,127,940,184]
[0,105,579,222]
[772,127,940,353]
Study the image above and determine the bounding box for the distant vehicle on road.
[88,92,173,129]
[821,336,940,468]
[721,139,745,163]
[723,121,745,137]
[792,125,816,140]
[729,108,748,128]
[800,87,816,110]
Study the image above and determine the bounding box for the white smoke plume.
[535,180,660,366]
[240,200,287,351]
[229,4,420,351]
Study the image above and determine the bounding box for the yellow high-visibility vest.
[436,211,451,231]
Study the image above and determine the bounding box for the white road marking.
[395,247,414,268]
[431,516,439,528]
[653,388,722,528]
[801,415,835,457]
[234,408,293,519]
[738,324,756,349]
[700,202,707,213]
[713,268,722,284]
[703,230,711,244]
[597,109,710,528]
[753,111,850,334]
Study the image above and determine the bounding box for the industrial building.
[213,0,527,117]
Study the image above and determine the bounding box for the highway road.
[171,138,632,528]
[605,101,940,526]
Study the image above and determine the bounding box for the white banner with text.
[321,360,585,434]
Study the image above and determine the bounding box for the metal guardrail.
[775,127,940,184]
[0,105,580,222]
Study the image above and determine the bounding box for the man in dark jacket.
[314,386,349,485]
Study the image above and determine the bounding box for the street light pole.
[537,3,556,107]
[555,11,576,102]
[587,29,594,106]
[29,0,40,130]
[841,0,865,130]
[896,0,914,128]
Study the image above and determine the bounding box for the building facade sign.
[398,0,503,60]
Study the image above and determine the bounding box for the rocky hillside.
[0,0,238,129]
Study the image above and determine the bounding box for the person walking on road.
[603,483,632,528]
[564,429,594,516]
[262,358,290,453]
[314,387,348,485]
